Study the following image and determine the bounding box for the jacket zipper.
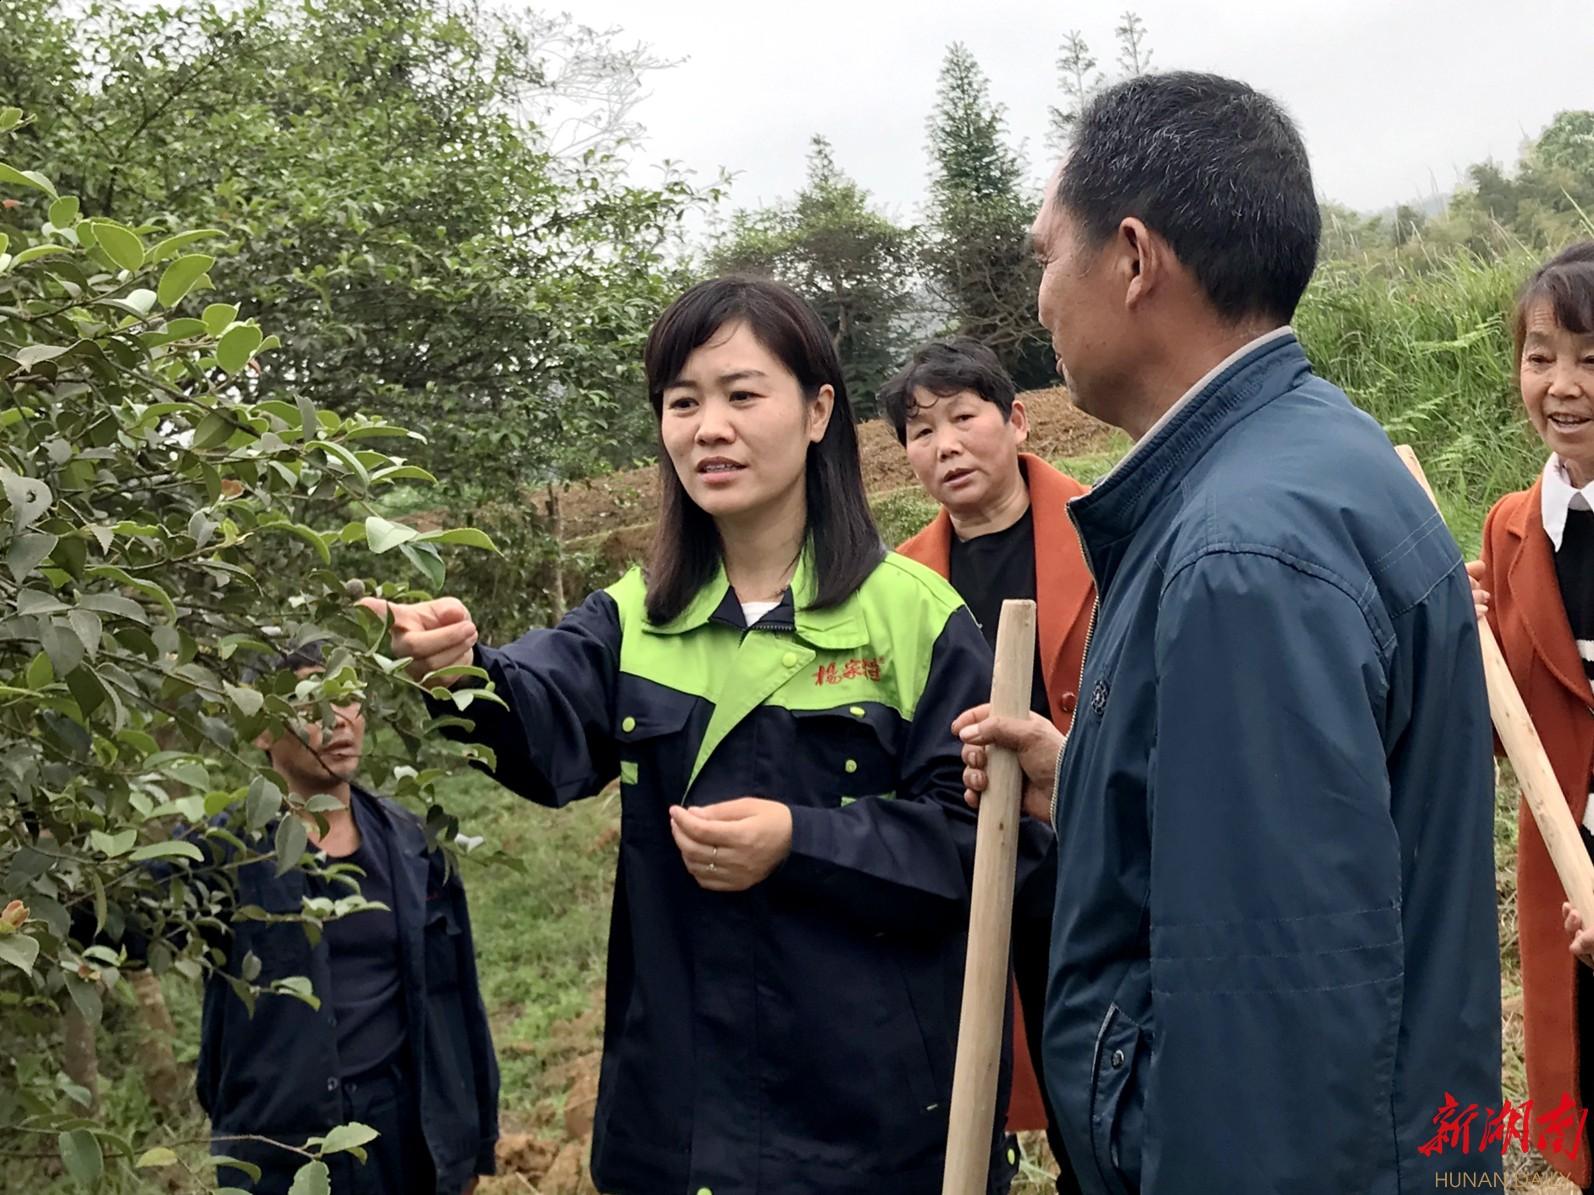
[1054,503,1099,829]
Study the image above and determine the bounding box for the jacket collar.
[1068,331,1309,589]
[640,547,870,651]
[1501,475,1594,709]
[1539,454,1594,552]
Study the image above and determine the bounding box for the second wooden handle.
[942,598,1037,1195]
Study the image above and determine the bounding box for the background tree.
[1433,110,1594,252]
[0,0,716,635]
[709,136,916,417]
[1049,32,1103,149]
[1114,11,1153,76]
[921,44,1054,388]
[0,105,504,1190]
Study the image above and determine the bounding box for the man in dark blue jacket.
[957,73,1502,1193]
[115,649,499,1195]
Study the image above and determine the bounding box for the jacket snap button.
[697,1188,713,1195]
[849,706,865,717]
[782,651,799,668]
[621,716,636,733]
[326,1076,339,1091]
[844,759,858,774]
[1111,1049,1125,1069]
[1060,691,1077,714]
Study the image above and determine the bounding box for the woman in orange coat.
[1470,241,1594,1189]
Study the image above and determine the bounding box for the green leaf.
[11,343,70,369]
[157,254,215,307]
[136,1147,179,1168]
[0,108,20,132]
[415,527,500,552]
[0,466,52,530]
[247,775,284,832]
[90,828,137,858]
[129,840,204,864]
[297,395,318,442]
[202,302,239,334]
[66,664,107,718]
[224,681,263,716]
[399,541,445,590]
[0,162,57,197]
[85,564,178,620]
[208,1155,262,1182]
[0,933,39,975]
[288,1159,330,1195]
[121,288,158,316]
[148,228,225,263]
[11,244,72,265]
[319,1122,379,1156]
[48,195,79,227]
[216,323,263,374]
[191,411,233,451]
[89,219,143,271]
[41,622,85,677]
[364,515,418,554]
[256,521,331,565]
[313,442,370,488]
[273,974,319,1009]
[274,815,308,876]
[57,1129,102,1185]
[7,531,57,581]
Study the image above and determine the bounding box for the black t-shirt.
[1555,507,1594,695]
[316,798,407,1079]
[947,506,1052,719]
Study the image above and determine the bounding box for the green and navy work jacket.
[450,551,1049,1194]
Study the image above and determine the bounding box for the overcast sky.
[566,0,1593,227]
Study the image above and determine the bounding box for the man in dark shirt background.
[884,339,1095,1192]
[111,646,500,1194]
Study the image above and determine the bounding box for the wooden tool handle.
[942,598,1037,1195]
[1395,445,1594,927]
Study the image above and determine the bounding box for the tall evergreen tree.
[1049,31,1102,150]
[710,136,916,417]
[923,44,1054,388]
[1114,11,1153,76]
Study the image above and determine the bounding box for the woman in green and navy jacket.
[364,278,1036,1193]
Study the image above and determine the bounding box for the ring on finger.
[708,846,719,873]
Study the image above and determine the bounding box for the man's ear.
[1118,217,1163,312]
[807,385,835,444]
[253,728,275,753]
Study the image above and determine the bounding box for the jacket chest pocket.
[791,705,901,807]
[614,699,695,800]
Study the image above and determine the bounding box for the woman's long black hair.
[641,277,883,625]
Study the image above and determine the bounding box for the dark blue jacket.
[447,555,1044,1194]
[192,791,499,1193]
[1046,333,1502,1193]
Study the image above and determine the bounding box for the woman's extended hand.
[669,798,793,892]
[358,596,478,685]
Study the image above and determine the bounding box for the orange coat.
[1480,479,1594,1189]
[897,452,1095,1132]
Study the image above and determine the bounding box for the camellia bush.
[0,107,502,1191]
